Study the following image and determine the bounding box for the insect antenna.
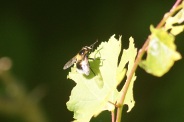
[89,40,98,51]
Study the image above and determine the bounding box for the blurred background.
[0,0,183,122]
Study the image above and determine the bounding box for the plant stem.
[115,37,150,122]
[115,0,183,122]
[157,0,183,28]
[111,111,115,122]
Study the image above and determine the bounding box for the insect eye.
[79,49,85,55]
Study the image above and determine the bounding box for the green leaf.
[170,25,184,35]
[139,26,181,77]
[66,35,122,122]
[66,35,138,121]
[117,37,137,112]
[165,8,184,35]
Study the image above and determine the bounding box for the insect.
[63,40,98,75]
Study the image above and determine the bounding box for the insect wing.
[63,56,77,70]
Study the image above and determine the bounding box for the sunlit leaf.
[117,37,137,112]
[170,25,184,35]
[140,26,181,77]
[66,35,122,122]
[165,8,184,35]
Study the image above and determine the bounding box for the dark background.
[0,0,184,122]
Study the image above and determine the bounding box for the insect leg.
[90,67,96,76]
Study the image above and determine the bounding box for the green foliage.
[66,1,184,122]
[116,37,137,112]
[67,35,121,122]
[139,1,184,77]
[139,26,181,76]
[66,35,137,122]
[165,4,184,35]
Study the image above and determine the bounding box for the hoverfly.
[63,40,98,75]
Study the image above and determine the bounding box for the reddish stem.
[115,0,183,122]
